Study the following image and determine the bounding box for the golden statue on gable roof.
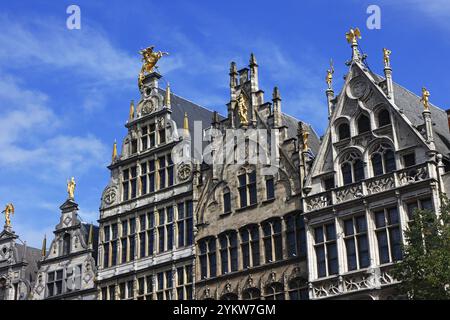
[138,45,169,87]
[236,92,249,125]
[421,87,430,111]
[326,59,334,90]
[383,48,392,68]
[2,203,14,228]
[67,177,76,200]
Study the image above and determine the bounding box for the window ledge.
[235,203,258,212]
[262,198,275,204]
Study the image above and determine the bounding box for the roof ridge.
[157,87,221,116]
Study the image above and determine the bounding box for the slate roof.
[14,243,41,284]
[281,113,321,156]
[371,72,450,157]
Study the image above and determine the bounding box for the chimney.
[446,109,450,132]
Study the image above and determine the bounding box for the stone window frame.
[369,142,396,177]
[342,214,370,272]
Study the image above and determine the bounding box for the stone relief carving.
[177,162,192,182]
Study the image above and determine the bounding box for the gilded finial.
[67,177,76,200]
[302,130,310,152]
[112,140,118,162]
[2,203,15,228]
[129,100,135,121]
[138,45,169,87]
[421,87,430,111]
[42,234,47,257]
[345,27,361,45]
[326,59,335,90]
[183,112,189,130]
[165,82,171,108]
[383,48,392,68]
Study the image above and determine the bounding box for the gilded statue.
[421,87,430,111]
[237,92,248,125]
[67,177,76,200]
[2,203,14,227]
[345,27,361,45]
[383,48,392,68]
[302,130,310,151]
[138,45,169,87]
[326,59,334,90]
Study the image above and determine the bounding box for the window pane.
[345,238,357,271]
[354,159,365,182]
[384,150,396,173]
[342,163,352,185]
[372,153,383,176]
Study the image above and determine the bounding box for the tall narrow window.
[374,207,402,264]
[262,219,283,263]
[223,187,231,214]
[62,233,71,256]
[238,173,247,208]
[158,156,166,189]
[238,170,257,208]
[357,114,371,134]
[139,214,146,258]
[240,225,260,268]
[199,237,217,279]
[288,278,309,300]
[371,144,396,176]
[378,109,391,127]
[122,169,130,201]
[285,214,306,257]
[149,123,156,148]
[314,223,338,277]
[266,177,275,200]
[340,152,365,185]
[338,122,350,140]
[343,215,370,271]
[147,211,155,255]
[167,154,174,186]
[140,162,147,195]
[141,125,149,151]
[148,160,156,192]
[219,231,238,274]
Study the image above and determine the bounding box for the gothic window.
[147,211,155,255]
[288,278,309,300]
[101,286,108,300]
[108,285,115,300]
[406,198,433,221]
[140,162,147,195]
[62,233,71,256]
[139,214,146,258]
[0,278,6,300]
[242,288,261,300]
[343,215,370,271]
[285,213,306,257]
[239,225,260,268]
[374,207,403,264]
[122,166,137,201]
[199,237,217,279]
[47,270,63,297]
[158,156,166,189]
[338,122,350,140]
[262,219,283,263]
[266,176,275,200]
[357,114,371,134]
[223,187,232,214]
[265,282,284,300]
[176,265,193,300]
[157,206,174,253]
[155,270,173,300]
[219,231,238,274]
[141,123,157,151]
[371,143,396,176]
[238,170,257,208]
[323,176,335,191]
[377,109,391,127]
[314,223,338,278]
[340,152,365,185]
[159,126,166,144]
[131,139,138,154]
[177,201,193,247]
[145,275,153,300]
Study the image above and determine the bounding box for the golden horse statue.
[2,203,14,227]
[138,45,169,87]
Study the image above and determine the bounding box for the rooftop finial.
[346,27,362,60]
[88,224,94,246]
[183,112,189,130]
[42,234,47,258]
[138,45,169,87]
[421,87,431,111]
[273,86,281,100]
[2,203,14,229]
[230,61,237,74]
[165,82,171,108]
[67,177,76,200]
[249,53,257,66]
[326,59,334,90]
[129,100,135,121]
[112,140,117,162]
[383,48,392,68]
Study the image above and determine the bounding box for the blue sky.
[1,0,450,248]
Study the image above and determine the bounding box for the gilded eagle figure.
[345,27,361,45]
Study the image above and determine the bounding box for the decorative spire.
[88,224,94,247]
[383,48,394,100]
[129,100,135,121]
[345,27,362,60]
[42,234,47,258]
[183,112,189,131]
[421,87,435,148]
[272,87,282,128]
[165,82,171,108]
[249,53,257,66]
[212,111,220,128]
[112,140,118,162]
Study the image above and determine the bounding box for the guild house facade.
[2,28,450,300]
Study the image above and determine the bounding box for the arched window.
[378,109,391,127]
[262,219,282,263]
[238,170,257,208]
[288,278,309,300]
[239,225,260,268]
[221,293,238,300]
[242,288,261,300]
[0,278,6,300]
[63,233,71,255]
[198,237,216,279]
[370,144,396,176]
[223,187,231,214]
[357,114,371,134]
[265,282,284,300]
[338,123,350,140]
[219,231,238,274]
[340,152,365,185]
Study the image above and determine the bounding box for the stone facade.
[0,226,40,300]
[302,41,450,299]
[31,199,98,300]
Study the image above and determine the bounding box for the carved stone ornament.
[347,77,368,100]
[141,100,155,115]
[103,186,117,206]
[177,163,192,181]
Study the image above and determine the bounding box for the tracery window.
[314,223,338,278]
[374,207,402,264]
[338,122,350,140]
[288,278,309,300]
[371,143,396,176]
[357,114,371,134]
[238,170,257,208]
[265,282,284,300]
[340,151,365,185]
[343,215,370,271]
[262,219,283,263]
[219,231,238,274]
[377,109,391,127]
[242,288,261,300]
[240,225,260,268]
[199,237,217,279]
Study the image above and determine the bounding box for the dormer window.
[371,143,396,176]
[131,139,138,154]
[223,187,231,214]
[340,152,365,185]
[338,123,350,140]
[377,109,391,127]
[62,233,71,255]
[357,114,371,134]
